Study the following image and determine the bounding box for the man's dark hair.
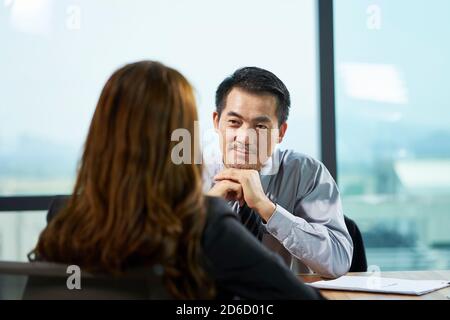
[215,67,291,125]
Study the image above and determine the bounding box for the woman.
[30,61,322,300]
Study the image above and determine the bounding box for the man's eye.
[228,119,240,125]
[256,125,268,130]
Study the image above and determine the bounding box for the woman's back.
[45,195,321,299]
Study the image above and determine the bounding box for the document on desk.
[307,276,450,295]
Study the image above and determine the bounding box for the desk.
[300,270,450,300]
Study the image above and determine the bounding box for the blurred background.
[0,0,449,271]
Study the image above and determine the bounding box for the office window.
[335,0,450,270]
[0,212,46,261]
[0,0,319,260]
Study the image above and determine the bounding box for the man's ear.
[278,122,288,143]
[213,112,220,131]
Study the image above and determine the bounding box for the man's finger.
[225,181,245,207]
[214,169,242,182]
[224,180,243,199]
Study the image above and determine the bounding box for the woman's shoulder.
[46,195,70,223]
[202,196,238,239]
[46,194,237,231]
[204,196,236,223]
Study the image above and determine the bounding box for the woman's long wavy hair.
[29,61,214,299]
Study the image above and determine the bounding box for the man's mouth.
[233,148,250,155]
[225,146,261,168]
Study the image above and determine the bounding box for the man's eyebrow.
[226,111,272,123]
[252,115,272,123]
[226,111,243,119]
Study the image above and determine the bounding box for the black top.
[46,195,323,300]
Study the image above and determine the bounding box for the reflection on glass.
[0,0,319,196]
[335,0,450,270]
[0,212,46,262]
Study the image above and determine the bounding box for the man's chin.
[223,152,263,170]
[225,163,261,171]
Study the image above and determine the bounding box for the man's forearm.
[264,204,353,278]
[253,197,276,222]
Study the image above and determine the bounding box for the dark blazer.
[46,195,323,300]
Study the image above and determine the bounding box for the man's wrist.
[255,197,276,222]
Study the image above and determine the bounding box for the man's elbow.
[322,241,353,279]
[327,259,351,279]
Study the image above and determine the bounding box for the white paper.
[307,276,450,295]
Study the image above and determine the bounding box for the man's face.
[213,87,287,170]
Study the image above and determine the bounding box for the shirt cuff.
[263,204,295,241]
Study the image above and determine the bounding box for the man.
[205,67,353,278]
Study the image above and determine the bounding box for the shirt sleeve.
[263,162,354,279]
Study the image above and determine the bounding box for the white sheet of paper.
[307,276,450,295]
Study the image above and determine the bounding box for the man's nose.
[234,127,257,145]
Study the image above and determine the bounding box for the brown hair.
[30,61,214,299]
